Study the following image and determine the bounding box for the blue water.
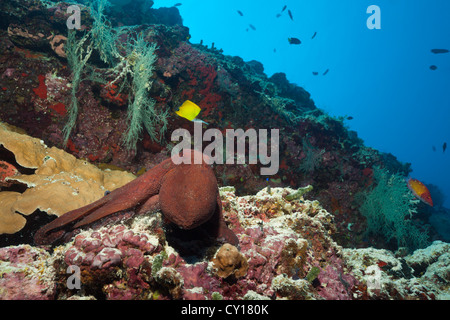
[152,0,450,208]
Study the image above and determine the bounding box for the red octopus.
[34,149,238,246]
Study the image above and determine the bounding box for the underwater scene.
[0,0,449,302]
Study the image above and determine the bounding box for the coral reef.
[0,0,448,301]
[1,185,448,300]
[0,0,439,251]
[343,241,450,300]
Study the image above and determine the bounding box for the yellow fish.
[175,100,208,124]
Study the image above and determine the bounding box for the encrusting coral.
[0,122,135,234]
[0,192,23,234]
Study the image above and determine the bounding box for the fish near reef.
[34,149,239,246]
[323,69,329,75]
[288,37,301,45]
[407,178,433,207]
[237,10,243,16]
[175,100,208,125]
[444,142,447,153]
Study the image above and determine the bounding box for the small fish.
[174,3,182,6]
[276,13,282,18]
[175,100,208,124]
[444,142,447,153]
[281,5,287,12]
[288,9,293,20]
[432,145,436,152]
[429,65,437,70]
[347,116,353,120]
[237,10,243,16]
[431,49,449,54]
[288,37,301,45]
[323,69,329,75]
[312,71,318,76]
[311,31,317,39]
[407,178,433,207]
[249,24,256,31]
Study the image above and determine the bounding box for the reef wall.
[0,0,425,250]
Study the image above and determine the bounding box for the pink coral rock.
[0,245,55,299]
[1,186,448,300]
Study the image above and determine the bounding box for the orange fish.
[407,178,433,207]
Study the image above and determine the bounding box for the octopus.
[34,149,238,246]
